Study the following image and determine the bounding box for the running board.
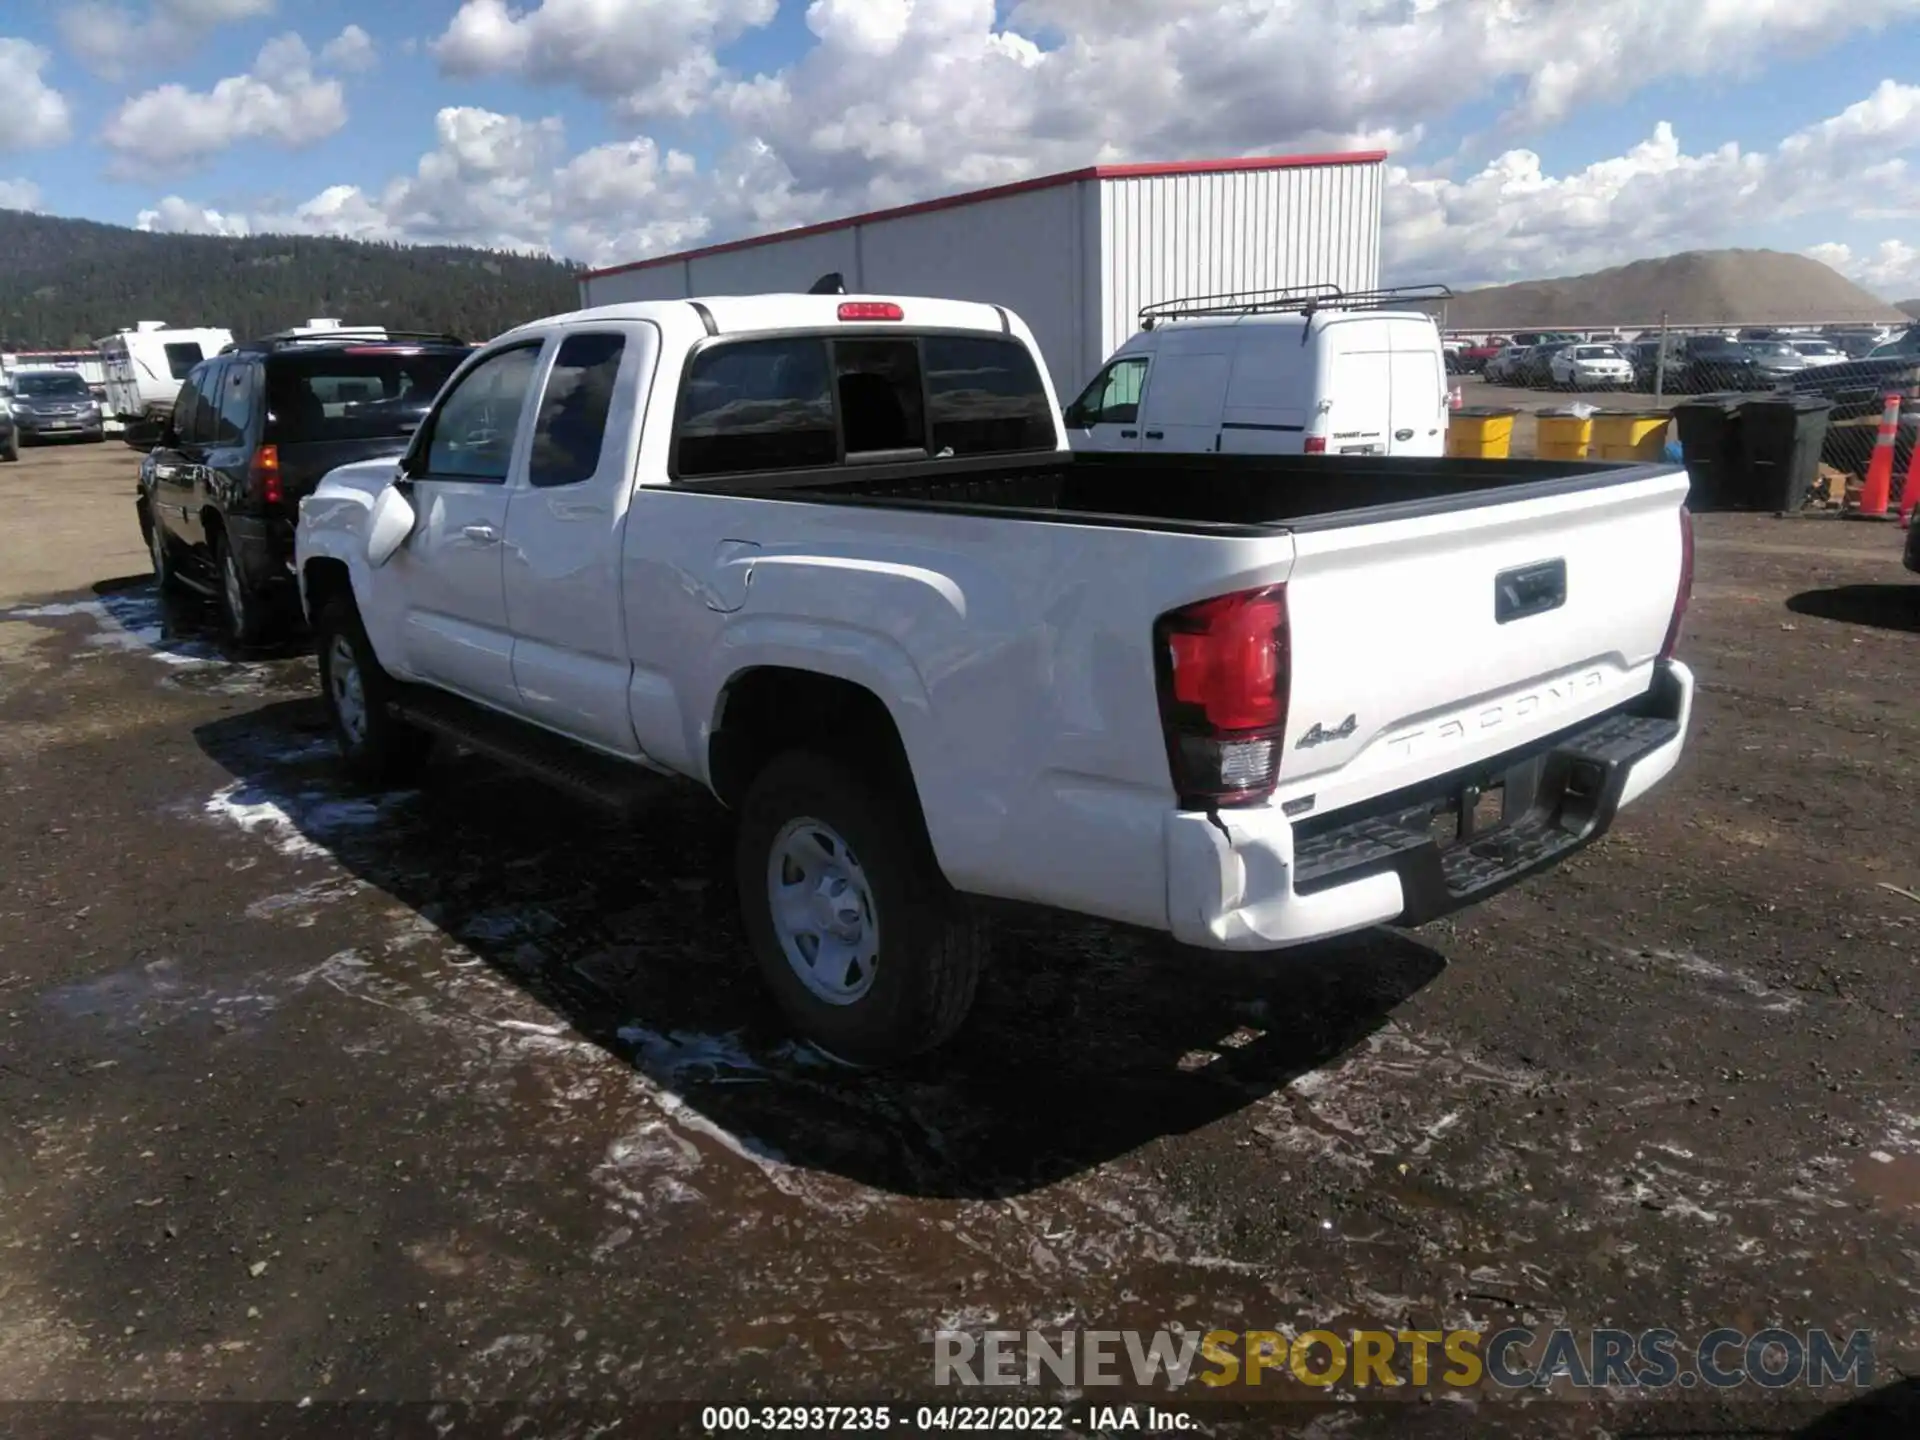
[389,686,677,818]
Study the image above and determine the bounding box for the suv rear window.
[674,332,1053,479]
[265,347,470,443]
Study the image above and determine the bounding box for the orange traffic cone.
[1850,394,1902,521]
[1898,421,1920,526]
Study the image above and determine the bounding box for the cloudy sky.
[1,0,1918,297]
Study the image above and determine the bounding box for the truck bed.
[708,450,1674,534]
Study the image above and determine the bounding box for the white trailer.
[94,321,234,429]
[578,152,1385,397]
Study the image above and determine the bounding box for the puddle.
[1852,1151,1920,1216]
[40,958,278,1037]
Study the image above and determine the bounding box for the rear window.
[1573,346,1616,359]
[265,347,470,443]
[164,343,203,379]
[674,331,1053,479]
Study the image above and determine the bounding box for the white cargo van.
[1064,285,1451,458]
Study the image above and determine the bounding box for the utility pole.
[1653,311,1669,403]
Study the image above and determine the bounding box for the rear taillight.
[1303,436,1327,454]
[1659,505,1693,662]
[250,444,282,505]
[838,301,902,321]
[1153,585,1290,808]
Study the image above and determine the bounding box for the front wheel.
[736,751,985,1066]
[314,600,433,785]
[148,514,182,594]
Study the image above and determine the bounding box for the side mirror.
[365,479,418,568]
[1063,404,1087,429]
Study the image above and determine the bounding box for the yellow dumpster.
[1590,410,1671,461]
[1535,409,1594,460]
[1446,406,1519,459]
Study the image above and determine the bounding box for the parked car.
[1787,338,1850,367]
[1740,340,1813,387]
[294,291,1695,1064]
[1823,328,1893,359]
[1788,323,1920,421]
[1451,337,1508,375]
[137,326,474,645]
[1483,343,1533,384]
[1655,336,1761,394]
[1549,344,1634,390]
[1068,288,1450,458]
[1516,343,1568,388]
[7,369,106,443]
[1510,331,1583,350]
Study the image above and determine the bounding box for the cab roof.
[506,293,1017,341]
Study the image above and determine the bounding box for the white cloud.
[101,32,347,174]
[0,39,73,150]
[58,0,276,81]
[136,195,250,236]
[0,178,44,212]
[1384,80,1920,287]
[432,0,777,118]
[1806,241,1920,301]
[319,23,377,73]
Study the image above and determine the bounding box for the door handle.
[1144,430,1165,440]
[1119,429,1138,439]
[461,523,499,544]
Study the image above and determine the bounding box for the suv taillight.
[1303,436,1327,454]
[1153,585,1290,808]
[250,444,282,505]
[1659,506,1693,662]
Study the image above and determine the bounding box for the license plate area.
[1339,442,1384,455]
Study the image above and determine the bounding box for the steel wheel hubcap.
[767,817,878,1004]
[223,552,245,627]
[328,634,368,749]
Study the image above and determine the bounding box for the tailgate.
[1277,468,1689,816]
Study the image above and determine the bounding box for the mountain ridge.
[0,208,580,349]
[1429,249,1909,331]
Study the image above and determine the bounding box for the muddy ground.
[1,443,1917,1438]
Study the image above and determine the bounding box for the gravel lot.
[2,442,1918,1437]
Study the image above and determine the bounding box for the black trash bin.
[1737,394,1834,512]
[1671,393,1748,511]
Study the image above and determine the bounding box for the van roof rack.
[222,327,469,354]
[1139,282,1454,328]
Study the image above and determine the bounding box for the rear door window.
[266,347,471,444]
[213,361,254,446]
[675,338,837,477]
[169,365,209,446]
[529,332,626,488]
[184,360,222,445]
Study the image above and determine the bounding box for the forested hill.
[0,208,581,349]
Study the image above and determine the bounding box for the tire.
[214,531,273,647]
[147,514,182,595]
[313,598,433,786]
[736,750,984,1066]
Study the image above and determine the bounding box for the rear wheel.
[736,751,984,1066]
[314,599,433,785]
[214,531,272,647]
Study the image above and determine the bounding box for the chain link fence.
[1448,323,1920,507]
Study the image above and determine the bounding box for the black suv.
[137,328,474,644]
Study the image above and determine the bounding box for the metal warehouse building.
[577,151,1386,397]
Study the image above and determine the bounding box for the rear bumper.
[1165,661,1694,950]
[225,514,300,594]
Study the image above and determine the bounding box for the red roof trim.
[578,150,1389,281]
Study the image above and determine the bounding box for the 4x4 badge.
[1295,713,1358,749]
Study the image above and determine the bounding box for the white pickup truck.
[295,293,1696,1064]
